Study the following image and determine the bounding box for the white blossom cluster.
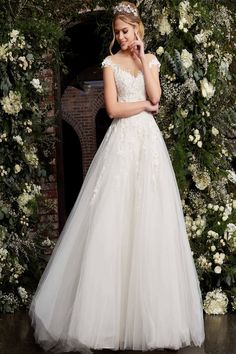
[24,146,39,168]
[17,182,41,216]
[9,261,25,284]
[203,288,228,315]
[1,91,22,115]
[158,9,172,36]
[181,49,193,69]
[178,1,195,32]
[23,119,33,134]
[30,78,43,93]
[200,78,215,100]
[13,135,24,145]
[0,165,8,177]
[185,214,206,239]
[17,286,28,304]
[188,163,211,190]
[0,132,7,143]
[188,129,203,148]
[227,170,236,184]
[197,255,211,271]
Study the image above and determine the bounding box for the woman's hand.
[145,100,159,114]
[129,32,145,60]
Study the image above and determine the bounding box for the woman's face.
[114,18,136,51]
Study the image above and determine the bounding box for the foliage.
[0,0,63,313]
[140,0,236,314]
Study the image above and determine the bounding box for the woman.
[29,2,205,352]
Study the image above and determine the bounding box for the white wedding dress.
[29,55,205,353]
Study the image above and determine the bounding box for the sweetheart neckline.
[109,62,143,79]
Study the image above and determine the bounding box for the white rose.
[156,46,164,55]
[14,164,22,173]
[30,78,43,92]
[203,288,228,315]
[227,170,236,184]
[159,15,172,35]
[188,135,194,142]
[214,265,222,274]
[181,49,193,69]
[200,78,215,100]
[1,90,22,115]
[212,126,219,136]
[197,141,203,148]
[211,245,216,252]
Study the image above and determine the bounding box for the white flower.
[180,109,188,118]
[188,135,194,142]
[0,247,8,262]
[9,29,20,42]
[197,141,203,148]
[13,135,23,145]
[159,15,172,35]
[214,265,222,274]
[197,255,211,270]
[226,223,236,234]
[18,56,28,70]
[194,29,212,44]
[227,170,236,184]
[213,252,225,265]
[1,91,22,115]
[200,78,215,100]
[212,126,219,136]
[24,146,39,168]
[0,44,8,61]
[203,288,228,315]
[17,286,28,303]
[14,164,22,173]
[211,245,216,252]
[30,78,43,93]
[156,46,164,55]
[181,49,193,69]
[193,171,211,190]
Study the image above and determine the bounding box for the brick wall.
[61,82,104,178]
[40,76,104,238]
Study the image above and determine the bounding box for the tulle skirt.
[29,112,205,352]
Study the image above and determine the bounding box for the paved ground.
[0,312,236,354]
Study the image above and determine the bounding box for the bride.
[29,1,205,352]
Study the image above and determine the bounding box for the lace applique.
[101,57,114,69]
[148,56,161,71]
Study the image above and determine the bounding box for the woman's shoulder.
[101,55,116,68]
[145,53,161,68]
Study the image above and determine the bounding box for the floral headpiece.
[113,3,139,17]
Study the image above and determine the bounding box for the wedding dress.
[29,55,205,353]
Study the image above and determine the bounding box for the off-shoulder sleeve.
[148,55,161,71]
[101,56,113,68]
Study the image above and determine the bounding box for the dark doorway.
[62,121,83,219]
[58,11,106,229]
[96,108,112,148]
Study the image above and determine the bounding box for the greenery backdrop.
[0,0,235,315]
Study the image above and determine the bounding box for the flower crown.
[113,3,139,17]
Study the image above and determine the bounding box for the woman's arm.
[130,36,162,105]
[103,66,159,119]
[141,54,162,105]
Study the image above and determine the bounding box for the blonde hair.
[109,1,145,55]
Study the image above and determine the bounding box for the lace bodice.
[101,55,161,103]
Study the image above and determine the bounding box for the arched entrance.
[57,11,111,230]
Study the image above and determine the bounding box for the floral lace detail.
[101,55,161,102]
